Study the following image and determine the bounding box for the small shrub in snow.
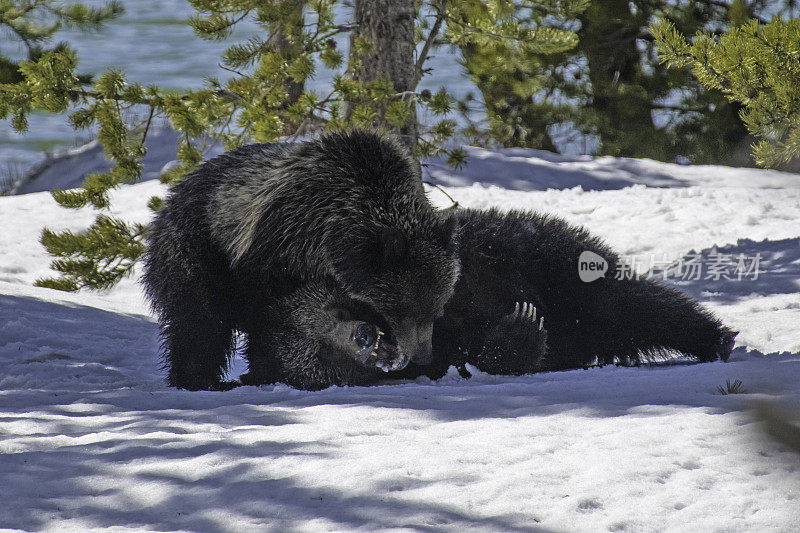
[717,379,746,395]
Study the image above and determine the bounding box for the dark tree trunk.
[577,0,657,157]
[270,1,306,135]
[346,0,418,153]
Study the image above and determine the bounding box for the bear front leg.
[239,321,284,387]
[159,306,236,390]
[474,302,548,375]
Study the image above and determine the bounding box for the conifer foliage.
[0,0,581,291]
[0,0,123,85]
[459,0,774,164]
[652,16,800,168]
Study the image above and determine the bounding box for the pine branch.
[706,0,770,25]
[66,87,247,106]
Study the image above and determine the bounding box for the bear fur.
[264,207,736,387]
[397,207,737,380]
[142,130,460,390]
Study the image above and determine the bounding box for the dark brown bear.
[279,207,737,384]
[142,130,460,390]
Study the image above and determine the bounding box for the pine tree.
[652,16,800,167]
[0,0,580,291]
[460,0,773,164]
[453,0,588,151]
[0,0,123,84]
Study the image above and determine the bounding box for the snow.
[426,146,800,191]
[1,149,799,531]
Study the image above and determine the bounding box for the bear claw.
[512,302,543,330]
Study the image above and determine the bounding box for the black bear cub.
[413,208,737,380]
[142,130,460,390]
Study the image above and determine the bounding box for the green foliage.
[459,0,772,163]
[34,215,147,291]
[0,0,123,84]
[653,17,800,167]
[452,0,587,150]
[413,0,586,159]
[2,0,582,291]
[716,379,747,395]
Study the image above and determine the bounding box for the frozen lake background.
[0,0,476,175]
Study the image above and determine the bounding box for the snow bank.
[10,128,224,195]
[1,150,798,531]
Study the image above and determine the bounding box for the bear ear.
[377,226,408,267]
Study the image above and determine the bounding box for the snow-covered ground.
[1,149,799,531]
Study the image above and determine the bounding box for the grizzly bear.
[275,207,736,384]
[419,207,737,379]
[144,129,735,391]
[142,130,460,390]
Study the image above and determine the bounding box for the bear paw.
[476,301,548,375]
[354,323,410,372]
[506,301,545,332]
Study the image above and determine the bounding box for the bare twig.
[395,90,418,100]
[141,106,155,147]
[648,102,705,112]
[423,180,459,209]
[218,63,247,77]
[217,10,251,32]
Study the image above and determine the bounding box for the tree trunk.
[578,0,658,157]
[346,0,418,154]
[270,1,306,135]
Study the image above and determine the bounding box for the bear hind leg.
[606,278,737,364]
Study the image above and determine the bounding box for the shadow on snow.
[661,238,800,303]
[1,292,797,530]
